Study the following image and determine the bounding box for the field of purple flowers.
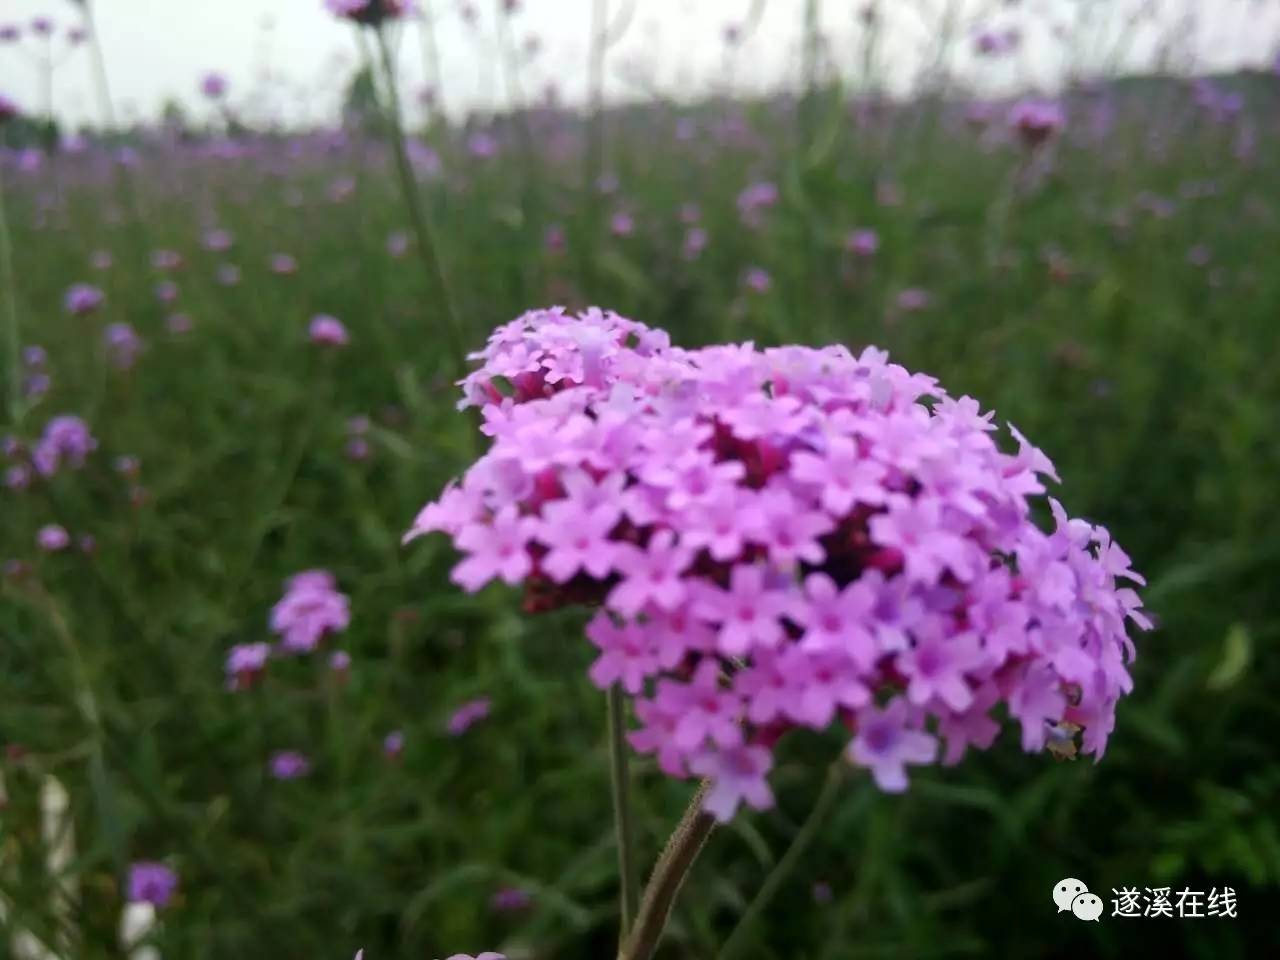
[3,2,1280,959]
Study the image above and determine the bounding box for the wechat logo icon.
[1054,878,1102,921]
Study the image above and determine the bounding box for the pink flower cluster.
[32,415,98,477]
[225,570,350,688]
[271,570,351,653]
[406,308,1150,822]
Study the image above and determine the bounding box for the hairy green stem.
[608,685,639,942]
[716,760,848,960]
[620,780,716,960]
[373,24,467,376]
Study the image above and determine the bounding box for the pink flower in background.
[105,323,145,370]
[386,230,409,258]
[0,25,20,44]
[467,132,498,159]
[37,525,70,552]
[490,886,531,911]
[406,307,1151,821]
[167,313,194,335]
[33,415,97,477]
[271,253,298,275]
[895,288,931,312]
[127,862,178,908]
[64,283,104,316]
[1008,98,1065,148]
[269,750,311,780]
[216,263,241,286]
[152,249,183,271]
[737,181,778,228]
[270,569,351,653]
[543,224,566,255]
[610,211,634,237]
[155,280,180,305]
[200,71,228,99]
[446,697,492,736]
[225,643,271,691]
[846,228,879,257]
[309,314,350,347]
[345,434,372,463]
[31,17,53,37]
[974,26,1019,57]
[743,266,772,294]
[202,228,233,252]
[682,226,708,261]
[5,464,32,490]
[383,730,405,758]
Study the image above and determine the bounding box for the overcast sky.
[2,0,1278,128]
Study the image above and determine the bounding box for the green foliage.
[1,91,1278,959]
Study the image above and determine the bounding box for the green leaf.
[1206,624,1251,691]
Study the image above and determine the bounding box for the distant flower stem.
[715,758,847,960]
[620,780,716,960]
[581,0,609,291]
[608,685,639,943]
[0,165,21,424]
[372,24,467,376]
[82,1,148,241]
[417,1,445,118]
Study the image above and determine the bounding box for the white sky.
[1,0,1278,128]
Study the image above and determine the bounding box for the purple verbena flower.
[105,323,144,370]
[64,283,104,316]
[127,862,178,908]
[405,307,1151,820]
[743,267,772,294]
[846,229,879,257]
[1008,98,1065,149]
[200,71,228,99]
[225,643,271,691]
[446,697,492,736]
[37,524,70,552]
[383,730,405,758]
[33,415,97,477]
[269,750,311,780]
[270,569,350,653]
[490,886,531,911]
[309,314,349,347]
